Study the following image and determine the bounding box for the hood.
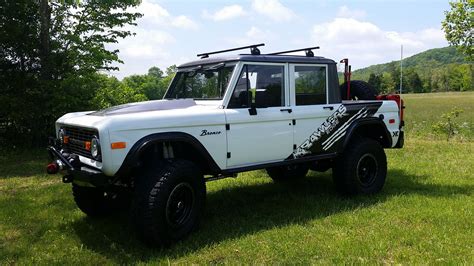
[56,98,224,133]
[89,99,197,116]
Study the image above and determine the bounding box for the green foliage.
[0,0,142,147]
[442,0,474,61]
[351,47,473,93]
[91,65,177,109]
[367,73,382,93]
[91,75,145,109]
[432,107,464,141]
[295,68,326,93]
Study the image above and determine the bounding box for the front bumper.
[47,145,110,187]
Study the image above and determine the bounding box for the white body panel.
[224,107,293,168]
[55,61,403,177]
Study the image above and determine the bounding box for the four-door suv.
[47,44,404,245]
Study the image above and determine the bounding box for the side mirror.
[248,104,257,116]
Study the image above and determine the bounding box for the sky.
[108,0,451,79]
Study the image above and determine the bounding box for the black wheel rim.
[165,182,195,228]
[356,153,378,187]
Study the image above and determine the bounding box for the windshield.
[164,65,235,100]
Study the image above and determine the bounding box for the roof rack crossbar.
[197,43,265,59]
[268,46,320,57]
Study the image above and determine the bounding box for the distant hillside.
[348,46,472,93]
[352,46,467,81]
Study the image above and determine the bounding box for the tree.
[380,73,395,93]
[165,65,178,76]
[148,67,164,79]
[406,71,423,93]
[442,0,474,61]
[92,74,147,109]
[368,73,382,93]
[0,0,142,147]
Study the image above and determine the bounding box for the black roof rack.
[197,43,265,59]
[268,46,320,57]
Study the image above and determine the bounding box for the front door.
[225,63,294,168]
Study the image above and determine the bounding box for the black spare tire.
[340,80,377,100]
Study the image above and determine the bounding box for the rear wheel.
[340,80,377,100]
[132,160,206,246]
[332,138,387,195]
[266,164,309,182]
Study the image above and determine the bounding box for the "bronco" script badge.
[200,130,221,136]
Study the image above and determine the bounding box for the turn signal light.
[111,142,126,149]
[84,141,91,151]
[63,136,69,144]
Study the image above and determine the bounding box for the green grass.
[1,92,473,264]
[402,91,474,140]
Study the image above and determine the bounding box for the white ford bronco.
[47,44,404,245]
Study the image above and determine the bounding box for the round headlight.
[91,136,101,159]
[58,129,65,143]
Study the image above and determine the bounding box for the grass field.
[403,91,474,140]
[1,92,473,264]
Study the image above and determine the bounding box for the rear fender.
[340,117,392,151]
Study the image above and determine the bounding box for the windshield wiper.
[204,63,225,71]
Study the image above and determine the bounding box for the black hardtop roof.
[178,54,336,69]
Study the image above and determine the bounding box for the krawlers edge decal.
[292,102,383,159]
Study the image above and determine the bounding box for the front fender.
[114,132,222,178]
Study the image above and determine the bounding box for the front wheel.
[332,138,387,195]
[132,160,206,246]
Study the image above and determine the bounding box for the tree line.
[361,63,472,94]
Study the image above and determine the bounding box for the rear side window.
[294,65,327,105]
[228,64,285,108]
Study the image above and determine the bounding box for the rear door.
[224,63,294,168]
[289,64,344,158]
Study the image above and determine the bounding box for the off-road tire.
[340,80,377,100]
[266,164,309,182]
[72,185,127,217]
[332,138,387,195]
[133,160,206,246]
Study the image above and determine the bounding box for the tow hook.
[46,146,77,175]
[46,160,64,174]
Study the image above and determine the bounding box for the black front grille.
[63,126,100,161]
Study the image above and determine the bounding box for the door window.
[294,65,327,105]
[228,65,285,108]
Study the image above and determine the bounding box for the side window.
[294,65,327,105]
[228,65,285,108]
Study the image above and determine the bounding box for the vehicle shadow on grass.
[71,169,473,263]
